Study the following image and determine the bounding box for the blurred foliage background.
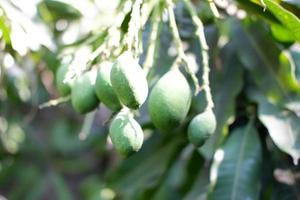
[0,0,300,199]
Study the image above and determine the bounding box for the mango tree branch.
[127,0,143,57]
[166,0,200,94]
[143,6,161,76]
[207,0,220,19]
[183,0,214,109]
[38,96,70,109]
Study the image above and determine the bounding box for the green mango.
[148,69,192,131]
[109,111,144,155]
[111,51,148,109]
[95,61,121,111]
[71,71,99,114]
[188,108,216,147]
[56,63,71,96]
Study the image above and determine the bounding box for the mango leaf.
[236,0,280,24]
[249,90,300,163]
[209,122,263,200]
[106,133,186,200]
[270,24,296,42]
[38,0,82,22]
[290,49,300,82]
[51,172,73,200]
[264,0,300,42]
[233,21,300,110]
[183,164,210,200]
[151,147,205,200]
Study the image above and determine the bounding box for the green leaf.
[250,90,300,163]
[51,172,73,200]
[183,164,210,200]
[107,133,186,200]
[209,121,263,200]
[270,24,295,42]
[151,147,205,200]
[38,0,82,21]
[233,21,300,107]
[290,49,300,82]
[264,0,300,42]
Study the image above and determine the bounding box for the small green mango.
[56,63,71,96]
[71,71,99,114]
[95,61,122,111]
[111,51,148,109]
[109,111,144,155]
[188,108,216,147]
[148,69,192,131]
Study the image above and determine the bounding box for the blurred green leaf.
[250,90,300,163]
[183,165,209,200]
[264,0,300,42]
[107,133,186,200]
[8,164,42,200]
[209,121,263,200]
[51,172,73,200]
[270,24,295,42]
[233,21,300,108]
[38,0,82,22]
[151,147,205,200]
[0,13,11,45]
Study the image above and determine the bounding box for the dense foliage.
[0,0,300,199]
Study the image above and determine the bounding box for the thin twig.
[127,0,143,57]
[166,0,200,94]
[207,0,220,19]
[259,0,267,11]
[79,110,96,140]
[183,0,214,109]
[38,96,70,109]
[143,5,161,76]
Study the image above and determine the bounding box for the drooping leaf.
[270,24,296,42]
[209,121,263,200]
[51,172,73,200]
[249,90,300,163]
[263,0,300,42]
[106,133,186,200]
[150,147,205,200]
[233,21,300,108]
[38,0,82,22]
[183,164,210,200]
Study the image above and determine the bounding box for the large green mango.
[148,69,192,131]
[95,61,121,111]
[71,71,99,114]
[111,51,148,109]
[109,111,144,155]
[188,108,216,147]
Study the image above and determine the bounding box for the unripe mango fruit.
[188,108,216,147]
[71,71,99,114]
[56,63,71,96]
[95,61,122,111]
[109,111,144,155]
[111,51,148,109]
[148,69,192,131]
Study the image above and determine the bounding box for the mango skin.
[109,111,144,155]
[95,62,122,111]
[56,63,71,96]
[148,69,192,131]
[111,51,148,109]
[71,71,99,114]
[188,108,216,147]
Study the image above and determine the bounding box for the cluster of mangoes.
[55,51,216,155]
